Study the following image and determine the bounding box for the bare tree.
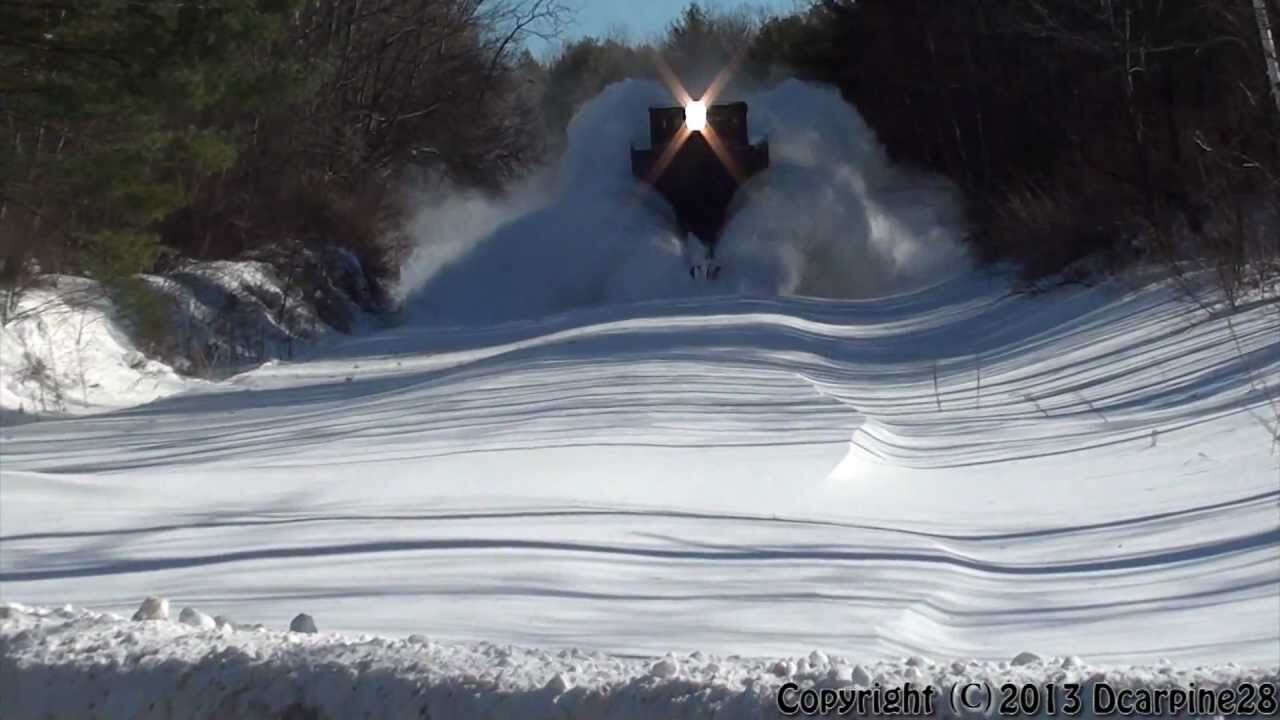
[291,0,567,184]
[1252,0,1280,115]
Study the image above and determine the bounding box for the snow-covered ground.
[3,273,1278,700]
[2,280,1278,718]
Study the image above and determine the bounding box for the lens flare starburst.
[645,52,748,184]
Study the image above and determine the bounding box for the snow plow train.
[630,100,769,267]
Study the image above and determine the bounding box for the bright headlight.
[685,100,707,132]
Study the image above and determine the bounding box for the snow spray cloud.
[717,81,968,298]
[399,80,689,325]
[400,78,968,324]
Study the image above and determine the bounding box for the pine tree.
[0,0,299,288]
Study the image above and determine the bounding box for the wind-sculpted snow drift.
[401,80,968,324]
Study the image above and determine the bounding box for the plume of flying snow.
[399,78,968,324]
[717,81,968,298]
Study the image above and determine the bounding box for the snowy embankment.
[3,603,1275,720]
[2,272,1278,717]
[0,252,382,419]
[0,277,190,419]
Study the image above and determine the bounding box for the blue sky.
[529,0,796,56]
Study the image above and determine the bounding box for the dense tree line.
[750,0,1280,294]
[541,1,1280,296]
[1,0,561,298]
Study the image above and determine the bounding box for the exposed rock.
[650,656,680,679]
[545,673,570,694]
[178,607,216,629]
[289,613,318,634]
[131,596,169,621]
[1011,651,1044,666]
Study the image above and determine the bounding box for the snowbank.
[141,259,336,373]
[2,603,1273,720]
[0,251,387,418]
[0,277,188,417]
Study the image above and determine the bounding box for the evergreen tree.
[0,0,300,286]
